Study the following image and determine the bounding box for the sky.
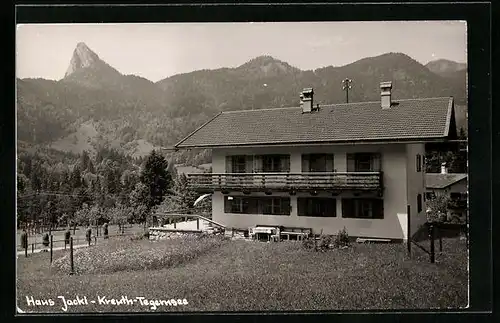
[16,21,467,82]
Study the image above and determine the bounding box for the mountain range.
[16,42,467,163]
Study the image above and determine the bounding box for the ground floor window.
[224,196,290,216]
[297,197,336,217]
[341,198,384,219]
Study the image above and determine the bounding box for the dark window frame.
[298,197,337,217]
[347,153,382,172]
[416,154,422,172]
[261,155,290,173]
[341,198,384,219]
[231,155,247,173]
[224,196,290,216]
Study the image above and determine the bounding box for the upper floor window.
[230,155,247,173]
[416,154,422,172]
[347,153,381,172]
[261,155,290,173]
[302,154,334,172]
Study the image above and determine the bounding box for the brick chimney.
[441,162,448,174]
[380,81,393,109]
[300,88,314,113]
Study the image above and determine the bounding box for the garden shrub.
[334,227,350,248]
[318,235,334,251]
[301,236,315,250]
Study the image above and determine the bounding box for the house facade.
[175,82,457,241]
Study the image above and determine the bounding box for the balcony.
[186,172,383,193]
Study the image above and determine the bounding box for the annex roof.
[425,173,468,189]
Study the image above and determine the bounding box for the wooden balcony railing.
[186,172,383,193]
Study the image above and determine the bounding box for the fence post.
[438,226,443,252]
[407,205,411,257]
[70,237,74,275]
[429,223,435,263]
[174,220,177,229]
[50,235,53,264]
[197,218,200,230]
[32,243,34,254]
[95,236,97,245]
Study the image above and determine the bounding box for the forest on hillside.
[16,148,211,231]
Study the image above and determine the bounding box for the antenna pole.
[342,78,352,103]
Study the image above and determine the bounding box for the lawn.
[16,236,468,313]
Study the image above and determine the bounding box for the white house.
[175,82,458,241]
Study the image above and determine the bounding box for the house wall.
[406,143,427,238]
[210,144,409,239]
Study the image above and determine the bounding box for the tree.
[173,173,197,211]
[426,194,451,222]
[109,205,132,233]
[139,150,173,210]
[70,166,83,189]
[17,174,29,194]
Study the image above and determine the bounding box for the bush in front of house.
[301,236,316,250]
[334,227,350,248]
[318,235,334,251]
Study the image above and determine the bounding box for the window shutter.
[373,199,384,219]
[327,198,337,217]
[372,153,382,172]
[341,199,354,218]
[347,154,356,172]
[224,197,231,213]
[297,198,306,216]
[225,156,232,173]
[301,154,310,172]
[246,155,254,173]
[325,154,334,172]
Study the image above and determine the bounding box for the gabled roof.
[425,173,467,189]
[175,97,454,148]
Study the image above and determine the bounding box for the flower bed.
[51,235,227,275]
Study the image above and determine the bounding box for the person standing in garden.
[86,225,92,245]
[103,223,109,239]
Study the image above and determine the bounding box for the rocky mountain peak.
[64,42,101,78]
